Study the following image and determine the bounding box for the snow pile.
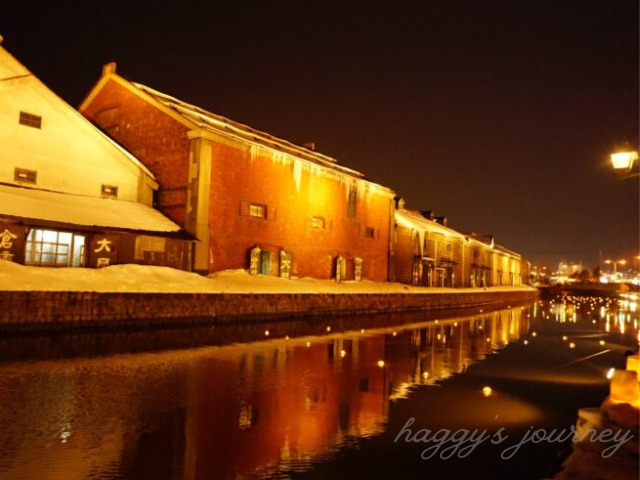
[0,260,536,294]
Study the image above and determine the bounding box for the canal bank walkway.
[0,260,538,329]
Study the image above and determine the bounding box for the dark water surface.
[0,295,637,480]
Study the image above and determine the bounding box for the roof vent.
[303,142,315,151]
[102,62,117,76]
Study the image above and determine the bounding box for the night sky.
[1,1,638,269]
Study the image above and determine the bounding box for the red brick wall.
[81,80,191,227]
[82,80,393,280]
[208,142,392,281]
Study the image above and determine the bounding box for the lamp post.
[610,142,639,179]
[604,259,627,275]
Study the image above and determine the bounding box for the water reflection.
[0,306,530,480]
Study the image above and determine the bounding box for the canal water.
[0,295,637,480]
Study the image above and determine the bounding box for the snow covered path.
[0,260,536,294]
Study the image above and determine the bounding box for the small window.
[446,243,452,252]
[19,112,42,129]
[249,203,267,219]
[14,168,37,184]
[134,235,166,260]
[101,184,118,198]
[364,227,375,238]
[310,216,326,230]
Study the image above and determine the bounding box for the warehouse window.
[364,226,375,238]
[134,235,166,260]
[19,111,42,129]
[25,229,85,267]
[310,216,326,229]
[14,167,37,184]
[101,184,118,198]
[249,203,267,219]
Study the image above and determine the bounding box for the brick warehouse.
[80,64,395,281]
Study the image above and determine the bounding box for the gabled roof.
[0,44,156,182]
[494,243,521,258]
[80,65,394,194]
[395,209,465,239]
[134,82,367,178]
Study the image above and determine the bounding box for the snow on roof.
[0,184,183,234]
[458,231,494,245]
[132,81,377,182]
[395,209,465,239]
[494,243,521,258]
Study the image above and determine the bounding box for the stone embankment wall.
[0,289,539,331]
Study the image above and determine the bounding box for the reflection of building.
[0,44,192,269]
[0,305,530,479]
[391,204,527,287]
[80,66,395,280]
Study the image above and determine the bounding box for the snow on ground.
[0,260,536,294]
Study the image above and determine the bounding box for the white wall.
[0,47,155,205]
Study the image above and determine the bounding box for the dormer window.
[101,184,118,198]
[14,167,37,184]
[19,111,42,129]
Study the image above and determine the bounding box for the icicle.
[292,160,303,193]
[418,229,425,256]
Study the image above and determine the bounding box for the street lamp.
[610,142,639,179]
[604,259,627,274]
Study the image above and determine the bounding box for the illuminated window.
[446,243,452,252]
[19,111,42,129]
[25,229,85,267]
[310,216,326,229]
[364,227,375,238]
[347,185,357,218]
[14,167,37,184]
[249,203,267,218]
[101,184,118,198]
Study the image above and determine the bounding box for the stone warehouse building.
[0,44,192,269]
[391,203,527,287]
[80,64,395,281]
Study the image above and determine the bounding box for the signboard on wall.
[0,223,26,264]
[89,234,119,268]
